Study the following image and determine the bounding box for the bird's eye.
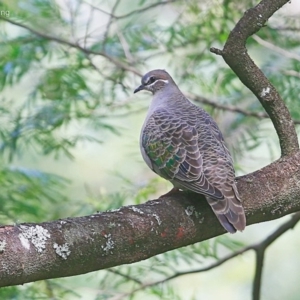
[147,76,156,85]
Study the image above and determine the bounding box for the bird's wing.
[141,109,223,199]
[198,113,246,232]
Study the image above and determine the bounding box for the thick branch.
[1,152,300,287]
[211,0,299,157]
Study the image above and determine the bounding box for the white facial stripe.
[148,79,169,87]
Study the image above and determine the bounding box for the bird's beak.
[134,84,145,94]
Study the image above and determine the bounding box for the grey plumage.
[134,69,246,233]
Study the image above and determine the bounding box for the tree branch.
[1,152,300,287]
[115,245,253,299]
[0,16,142,77]
[112,212,300,300]
[85,0,177,20]
[102,0,121,47]
[252,212,300,300]
[252,34,300,62]
[282,70,300,79]
[3,13,300,126]
[1,0,300,292]
[210,0,299,157]
[186,92,300,125]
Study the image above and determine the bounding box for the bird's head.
[134,69,174,95]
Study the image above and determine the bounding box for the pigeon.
[134,69,246,233]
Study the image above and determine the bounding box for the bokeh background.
[1,0,300,299]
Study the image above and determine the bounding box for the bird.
[134,69,246,233]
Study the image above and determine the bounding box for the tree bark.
[211,0,299,157]
[1,151,300,287]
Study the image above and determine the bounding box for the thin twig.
[210,47,223,56]
[282,70,300,79]
[117,29,134,63]
[82,2,112,17]
[271,26,300,31]
[85,0,177,20]
[187,93,269,118]
[113,213,300,300]
[113,245,251,299]
[115,0,177,19]
[2,12,300,128]
[107,269,142,285]
[252,34,300,62]
[186,92,300,125]
[253,248,264,300]
[83,4,94,48]
[85,54,129,91]
[252,212,300,300]
[102,0,121,47]
[0,16,142,76]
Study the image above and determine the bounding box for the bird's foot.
[159,187,180,198]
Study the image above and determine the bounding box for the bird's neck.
[143,86,190,130]
[151,86,189,110]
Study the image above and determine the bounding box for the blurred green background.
[0,0,300,299]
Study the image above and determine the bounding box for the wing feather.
[142,109,223,199]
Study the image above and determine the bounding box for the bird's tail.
[206,186,246,233]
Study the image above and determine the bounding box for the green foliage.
[0,165,69,223]
[94,236,244,299]
[0,280,79,299]
[0,37,47,88]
